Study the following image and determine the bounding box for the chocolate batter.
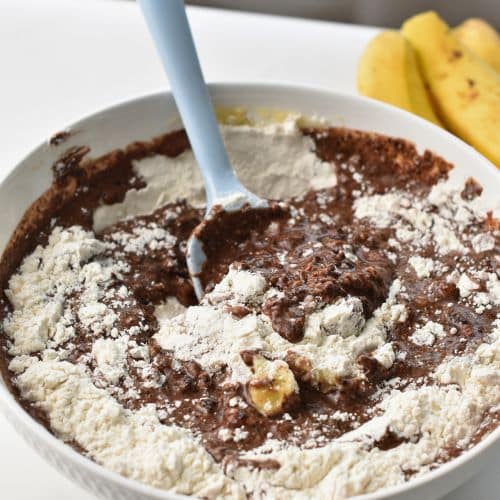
[0,125,498,480]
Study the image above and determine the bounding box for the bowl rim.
[0,81,498,500]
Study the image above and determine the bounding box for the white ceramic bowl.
[0,83,498,500]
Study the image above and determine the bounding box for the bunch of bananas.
[357,12,500,166]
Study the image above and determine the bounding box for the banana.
[246,355,299,417]
[357,30,443,127]
[215,106,251,125]
[453,18,500,72]
[286,351,340,393]
[402,12,500,166]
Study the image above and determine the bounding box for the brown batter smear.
[198,203,394,343]
[49,130,73,146]
[0,125,498,478]
[303,127,453,194]
[461,177,483,201]
[372,428,415,451]
[101,201,201,307]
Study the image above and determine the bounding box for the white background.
[0,0,496,498]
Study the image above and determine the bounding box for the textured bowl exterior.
[0,83,499,500]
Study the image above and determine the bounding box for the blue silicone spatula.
[139,0,267,299]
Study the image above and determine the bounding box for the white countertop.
[0,0,496,498]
